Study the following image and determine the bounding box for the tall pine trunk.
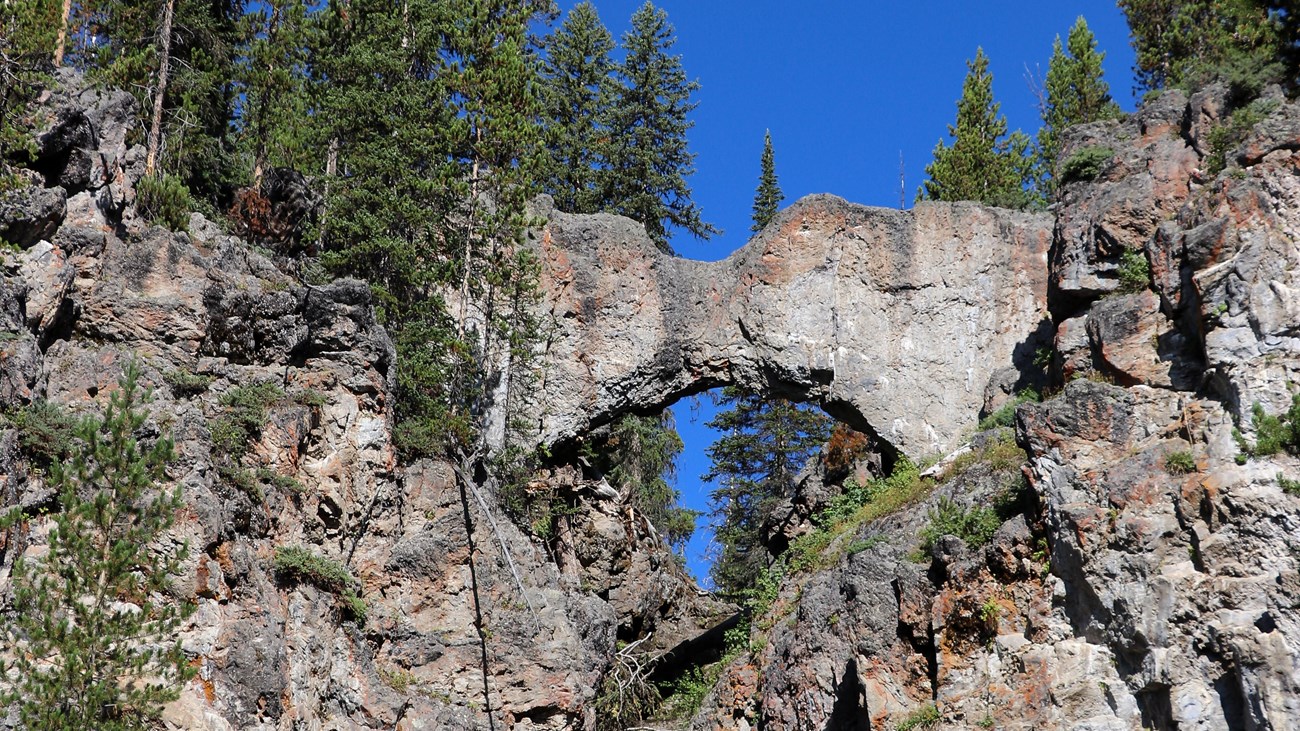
[251,5,283,189]
[144,0,176,177]
[53,0,72,65]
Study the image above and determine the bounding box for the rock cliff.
[1,73,1299,731]
[529,195,1051,458]
[685,85,1300,730]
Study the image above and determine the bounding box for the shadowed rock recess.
[2,74,1300,731]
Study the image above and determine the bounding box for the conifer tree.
[0,0,59,190]
[587,411,698,554]
[82,0,242,202]
[1037,17,1121,196]
[751,130,782,234]
[705,389,831,593]
[705,141,829,590]
[605,1,716,253]
[1118,0,1280,92]
[538,1,615,214]
[311,0,475,453]
[0,363,192,730]
[235,0,312,188]
[919,48,1034,209]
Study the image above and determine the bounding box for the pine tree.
[1118,0,1280,92]
[0,0,59,191]
[310,0,551,456]
[235,0,313,188]
[1270,0,1300,90]
[751,130,782,234]
[80,0,243,203]
[605,1,716,254]
[919,48,1034,209]
[0,363,192,730]
[1037,17,1121,196]
[0,0,55,184]
[538,1,615,214]
[704,389,830,593]
[587,411,698,554]
[311,0,475,453]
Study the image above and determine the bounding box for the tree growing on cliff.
[539,1,616,214]
[234,0,312,189]
[0,0,59,191]
[588,411,698,554]
[80,0,243,203]
[1037,17,1122,196]
[1118,0,1281,93]
[0,363,193,730]
[751,130,782,233]
[705,389,831,593]
[918,48,1035,209]
[604,1,716,253]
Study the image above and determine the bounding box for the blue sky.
[549,1,1139,584]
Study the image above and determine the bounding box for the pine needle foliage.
[0,0,59,190]
[539,1,616,214]
[751,130,782,234]
[705,388,831,593]
[0,363,193,730]
[919,48,1035,209]
[585,411,698,554]
[1119,0,1282,94]
[604,1,717,253]
[1038,17,1121,196]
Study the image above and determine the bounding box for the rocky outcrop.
[4,68,1300,731]
[0,75,729,731]
[687,85,1300,731]
[530,195,1052,459]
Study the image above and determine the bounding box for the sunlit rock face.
[528,193,1053,460]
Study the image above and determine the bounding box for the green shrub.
[979,598,1000,624]
[919,497,1001,552]
[1059,145,1115,184]
[5,401,79,466]
[163,369,214,396]
[273,546,357,594]
[272,546,366,623]
[1117,247,1150,293]
[1235,395,1300,460]
[293,388,328,408]
[978,389,1039,431]
[1277,473,1300,496]
[846,535,888,555]
[257,467,305,494]
[896,703,941,731]
[1164,450,1197,475]
[135,174,192,232]
[210,381,284,459]
[817,458,924,528]
[1206,98,1279,174]
[1033,346,1054,369]
[218,464,264,504]
[660,664,720,721]
[944,431,1028,479]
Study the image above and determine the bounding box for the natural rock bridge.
[526,194,1053,459]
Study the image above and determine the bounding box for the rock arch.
[526,194,1052,460]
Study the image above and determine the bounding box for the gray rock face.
[0,76,732,731]
[690,88,1300,731]
[0,185,67,248]
[4,69,1300,731]
[529,194,1052,459]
